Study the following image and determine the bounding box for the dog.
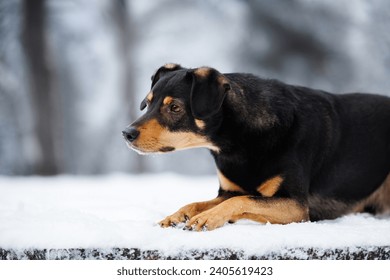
[122,63,390,231]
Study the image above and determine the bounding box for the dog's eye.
[169,103,181,113]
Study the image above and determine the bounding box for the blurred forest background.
[1,0,390,176]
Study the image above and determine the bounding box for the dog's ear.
[189,67,231,120]
[140,99,147,111]
[151,63,183,88]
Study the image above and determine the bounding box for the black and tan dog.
[122,63,390,231]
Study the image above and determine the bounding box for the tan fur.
[162,131,219,152]
[217,169,246,193]
[133,119,220,153]
[352,173,390,214]
[217,75,230,87]
[159,197,225,227]
[257,176,283,197]
[187,196,309,231]
[194,67,211,78]
[163,96,173,105]
[164,63,179,69]
[146,91,154,103]
[195,119,206,130]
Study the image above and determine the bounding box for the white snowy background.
[1,174,389,257]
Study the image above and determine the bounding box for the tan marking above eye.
[217,169,246,193]
[195,119,206,130]
[164,63,179,69]
[146,91,154,103]
[257,176,283,197]
[163,96,173,105]
[194,67,211,78]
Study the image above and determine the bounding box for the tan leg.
[186,196,309,231]
[159,197,225,227]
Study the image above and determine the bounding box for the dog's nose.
[122,127,140,142]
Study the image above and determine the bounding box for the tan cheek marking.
[163,96,173,105]
[135,119,220,153]
[257,176,283,197]
[195,119,206,130]
[160,131,220,152]
[136,119,164,145]
[146,91,154,103]
[217,169,246,193]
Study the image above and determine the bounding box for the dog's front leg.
[186,196,309,231]
[159,197,225,227]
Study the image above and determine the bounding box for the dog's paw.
[159,213,188,228]
[159,210,192,228]
[159,203,202,228]
[185,209,228,231]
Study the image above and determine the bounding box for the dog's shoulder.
[221,72,338,130]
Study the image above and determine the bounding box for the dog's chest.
[216,165,283,198]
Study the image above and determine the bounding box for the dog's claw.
[183,225,193,231]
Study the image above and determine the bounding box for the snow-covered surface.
[1,174,390,257]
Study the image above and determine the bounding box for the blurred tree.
[248,2,327,70]
[113,0,145,173]
[243,0,353,91]
[21,0,61,175]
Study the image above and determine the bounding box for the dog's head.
[122,63,232,154]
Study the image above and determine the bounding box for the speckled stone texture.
[1,247,390,260]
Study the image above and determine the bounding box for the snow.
[0,174,389,258]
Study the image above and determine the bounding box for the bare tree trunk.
[113,0,145,173]
[21,0,59,175]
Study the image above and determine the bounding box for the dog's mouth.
[123,137,175,155]
[124,133,220,154]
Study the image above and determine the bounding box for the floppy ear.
[189,67,231,120]
[140,99,147,111]
[151,63,183,88]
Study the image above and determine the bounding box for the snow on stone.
[0,174,389,257]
